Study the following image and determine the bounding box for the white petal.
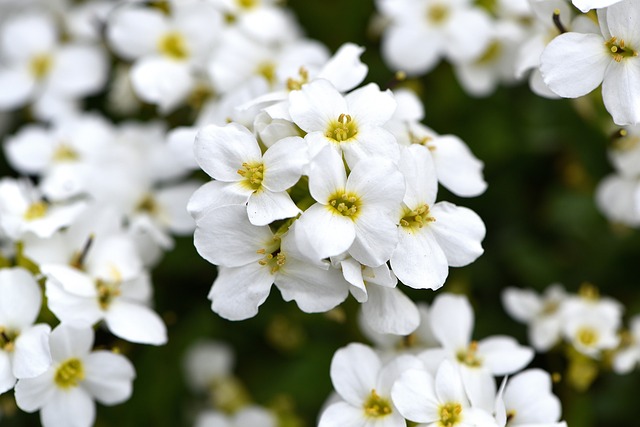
[430,135,487,197]
[308,145,347,203]
[209,265,274,321]
[318,43,368,92]
[289,79,347,133]
[501,287,541,323]
[14,371,55,412]
[540,33,609,98]
[84,351,135,405]
[390,228,449,290]
[41,265,97,298]
[0,267,42,328]
[318,401,368,427]
[0,67,34,110]
[350,209,399,267]
[262,136,308,192]
[330,343,380,406]
[49,324,94,361]
[105,301,167,345]
[247,190,300,226]
[399,145,438,208]
[430,293,473,351]
[40,387,95,427]
[0,352,16,394]
[361,286,420,335]
[391,368,439,423]
[12,324,52,379]
[194,122,261,181]
[503,369,561,424]
[382,25,442,75]
[275,259,349,313]
[477,336,534,375]
[130,57,193,113]
[296,204,356,260]
[445,9,492,62]
[187,180,249,221]
[601,59,640,125]
[45,281,103,328]
[430,202,486,267]
[345,83,396,127]
[193,205,275,268]
[341,127,400,168]
[347,157,404,209]
[436,360,469,405]
[48,45,107,97]
[107,7,167,60]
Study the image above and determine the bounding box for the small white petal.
[105,301,167,345]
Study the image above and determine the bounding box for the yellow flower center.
[55,358,85,389]
[30,53,53,80]
[236,0,259,9]
[256,61,277,85]
[287,67,309,91]
[97,279,122,310]
[136,194,159,215]
[400,204,435,230]
[53,144,79,162]
[0,327,18,352]
[427,4,450,24]
[257,241,286,274]
[363,389,393,418]
[158,32,189,60]
[237,162,265,191]
[576,327,598,347]
[605,37,638,63]
[23,201,48,221]
[328,191,361,218]
[456,341,482,368]
[326,114,358,142]
[438,402,463,427]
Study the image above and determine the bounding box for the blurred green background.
[1,0,639,426]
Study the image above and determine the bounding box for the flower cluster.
[319,293,566,427]
[190,46,488,335]
[504,282,640,389]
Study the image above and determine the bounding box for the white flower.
[15,324,135,427]
[193,122,307,226]
[378,0,492,75]
[295,146,405,266]
[495,369,566,427]
[391,359,499,427]
[107,2,222,112]
[318,342,422,427]
[0,12,107,113]
[390,145,485,290]
[384,92,487,197]
[0,178,85,241]
[561,300,621,358]
[192,205,350,320]
[0,267,52,394]
[423,293,534,411]
[288,79,399,167]
[41,234,167,346]
[540,0,640,125]
[502,285,567,351]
